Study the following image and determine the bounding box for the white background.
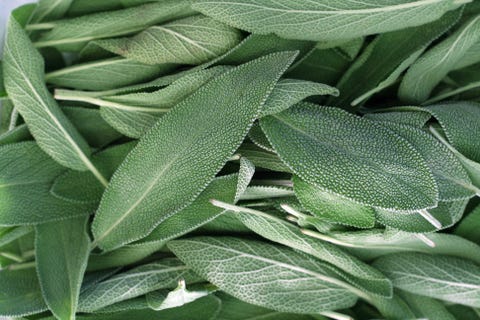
[0,0,35,54]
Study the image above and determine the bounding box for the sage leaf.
[96,15,243,65]
[400,15,480,103]
[0,268,47,317]
[212,201,392,297]
[193,0,460,41]
[30,0,73,23]
[46,58,175,91]
[294,176,376,228]
[260,79,338,117]
[92,51,296,251]
[455,204,480,244]
[329,10,461,109]
[364,109,432,127]
[168,236,360,314]
[236,144,291,173]
[260,102,438,211]
[3,15,106,184]
[399,291,457,320]
[35,1,195,51]
[146,281,214,311]
[78,258,199,312]
[373,252,480,307]
[35,216,90,320]
[0,142,95,225]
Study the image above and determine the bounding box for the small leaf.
[36,216,90,320]
[260,102,438,211]
[168,236,360,314]
[96,15,243,65]
[92,52,296,251]
[374,252,480,307]
[193,0,459,41]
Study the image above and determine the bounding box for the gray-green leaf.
[92,51,296,251]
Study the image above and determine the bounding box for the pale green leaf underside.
[168,237,359,314]
[193,0,458,41]
[92,52,296,251]
[260,102,438,211]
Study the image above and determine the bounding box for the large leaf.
[35,216,90,320]
[78,258,199,312]
[35,1,195,51]
[30,0,73,23]
[47,58,175,91]
[260,102,438,211]
[0,142,95,225]
[92,52,296,251]
[212,201,392,297]
[192,0,459,41]
[96,15,242,65]
[399,15,480,103]
[3,14,104,182]
[0,268,47,317]
[373,252,480,307]
[168,237,360,314]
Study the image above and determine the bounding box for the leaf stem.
[414,234,436,247]
[0,252,24,263]
[8,108,19,131]
[300,229,358,248]
[423,81,480,105]
[54,89,171,114]
[7,261,36,270]
[417,209,442,229]
[25,22,55,31]
[319,311,354,320]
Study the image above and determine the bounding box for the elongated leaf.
[376,198,468,232]
[329,11,461,109]
[193,0,459,41]
[46,58,175,91]
[260,79,338,117]
[453,40,480,70]
[67,0,126,16]
[0,142,95,225]
[30,0,73,23]
[168,237,360,314]
[3,15,100,175]
[374,252,480,307]
[364,109,432,127]
[36,216,90,320]
[239,185,294,200]
[400,15,480,103]
[51,142,136,204]
[94,297,148,313]
[455,204,480,244]
[78,258,199,312]
[294,176,375,228]
[35,1,195,51]
[213,202,392,297]
[97,15,242,65]
[236,144,291,173]
[399,291,457,320]
[215,293,314,320]
[260,102,438,211]
[92,52,297,251]
[0,268,47,317]
[0,124,32,146]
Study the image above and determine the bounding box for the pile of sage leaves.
[1,0,480,319]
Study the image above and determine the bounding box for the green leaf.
[46,58,175,91]
[375,199,468,232]
[0,268,47,317]
[30,0,73,23]
[146,281,215,311]
[399,291,457,320]
[3,15,105,182]
[294,176,375,228]
[455,204,480,244]
[168,237,362,314]
[0,124,32,146]
[35,1,195,51]
[426,101,480,162]
[215,292,314,320]
[239,185,294,201]
[373,252,480,307]
[400,15,480,103]
[453,39,480,70]
[212,201,392,297]
[78,258,199,312]
[364,109,432,127]
[35,216,90,320]
[260,102,438,211]
[235,144,291,173]
[96,15,243,65]
[260,79,338,117]
[0,62,6,99]
[51,142,136,204]
[92,51,296,251]
[329,10,461,109]
[0,142,95,225]
[193,0,460,41]
[66,0,126,16]
[248,122,275,152]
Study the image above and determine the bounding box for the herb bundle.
[1,1,480,319]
